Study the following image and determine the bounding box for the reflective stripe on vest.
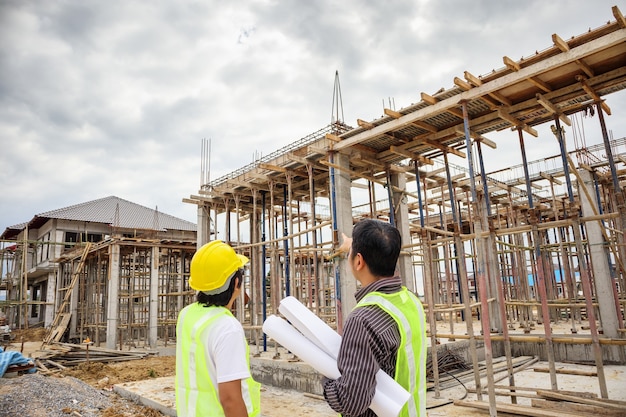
[357,288,427,417]
[175,303,260,417]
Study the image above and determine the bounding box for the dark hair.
[351,219,401,277]
[197,269,243,307]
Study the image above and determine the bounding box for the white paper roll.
[279,296,410,404]
[262,314,404,417]
[278,296,341,358]
[376,370,411,411]
[262,315,340,379]
[267,297,412,417]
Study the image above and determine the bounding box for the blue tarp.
[0,347,37,377]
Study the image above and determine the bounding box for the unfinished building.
[0,196,197,349]
[182,5,626,412]
[0,5,625,416]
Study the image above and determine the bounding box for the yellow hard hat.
[189,240,249,293]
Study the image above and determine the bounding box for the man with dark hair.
[323,219,427,416]
[176,240,260,417]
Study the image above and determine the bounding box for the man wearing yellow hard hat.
[175,240,261,417]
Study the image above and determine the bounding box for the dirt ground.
[78,357,176,417]
[5,329,338,417]
[62,356,176,388]
[6,327,626,417]
[4,329,174,417]
[1,337,479,417]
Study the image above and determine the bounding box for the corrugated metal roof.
[0,222,28,240]
[35,196,196,232]
[3,222,27,231]
[1,197,196,240]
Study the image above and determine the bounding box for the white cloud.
[0,0,624,231]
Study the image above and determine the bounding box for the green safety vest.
[357,287,427,417]
[175,303,261,417]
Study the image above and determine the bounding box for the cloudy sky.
[1,0,624,233]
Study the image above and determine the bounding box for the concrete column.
[69,267,80,338]
[44,271,56,327]
[390,171,416,293]
[578,170,619,338]
[333,152,356,330]
[106,244,120,349]
[197,204,210,248]
[148,246,159,349]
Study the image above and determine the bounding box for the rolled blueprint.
[263,315,404,417]
[263,315,340,379]
[264,296,411,417]
[278,296,341,357]
[279,296,410,409]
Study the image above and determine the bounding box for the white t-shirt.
[200,313,251,387]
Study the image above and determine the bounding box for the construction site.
[182,5,626,415]
[0,196,197,350]
[1,4,626,417]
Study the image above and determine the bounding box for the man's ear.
[353,253,365,271]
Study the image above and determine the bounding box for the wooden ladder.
[42,242,92,346]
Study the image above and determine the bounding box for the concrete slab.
[113,375,336,417]
[114,376,176,417]
[112,357,626,417]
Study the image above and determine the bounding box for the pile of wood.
[451,358,626,415]
[455,388,626,416]
[32,342,150,374]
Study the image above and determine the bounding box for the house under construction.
[0,196,197,349]
[181,4,626,410]
[0,5,625,415]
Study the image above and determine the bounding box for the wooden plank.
[357,119,374,129]
[455,399,581,416]
[467,389,538,399]
[533,366,597,376]
[388,145,434,165]
[420,92,437,105]
[45,359,68,370]
[497,108,538,137]
[258,163,287,173]
[454,76,472,91]
[531,399,625,417]
[324,133,341,142]
[411,120,438,133]
[614,5,626,28]
[54,342,149,357]
[334,29,626,152]
[503,55,521,71]
[534,389,597,399]
[45,313,71,344]
[552,33,570,52]
[34,359,49,372]
[384,108,402,119]
[536,390,626,411]
[536,93,572,126]
[43,244,91,345]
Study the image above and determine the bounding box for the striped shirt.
[323,276,403,417]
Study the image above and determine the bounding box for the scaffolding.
[182,7,626,414]
[0,6,624,415]
[1,233,196,350]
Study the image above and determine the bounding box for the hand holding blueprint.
[262,296,410,417]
